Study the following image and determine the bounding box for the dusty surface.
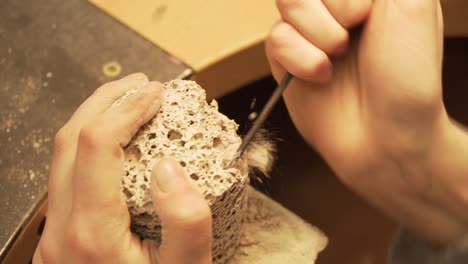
[0,0,187,258]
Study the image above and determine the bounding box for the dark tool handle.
[232,72,293,162]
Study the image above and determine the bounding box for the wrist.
[398,114,468,245]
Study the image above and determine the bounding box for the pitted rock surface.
[118,80,249,264]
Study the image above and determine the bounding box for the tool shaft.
[233,73,293,162]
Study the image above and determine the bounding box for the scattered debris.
[248,112,258,121]
[29,170,36,180]
[1,76,42,133]
[28,129,52,154]
[18,106,30,114]
[1,112,20,132]
[249,98,257,110]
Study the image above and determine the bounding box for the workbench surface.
[2,1,468,263]
[0,0,188,259]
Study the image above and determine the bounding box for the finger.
[322,0,372,28]
[266,22,333,83]
[45,73,150,231]
[276,0,348,55]
[99,81,164,147]
[71,81,163,220]
[47,73,148,210]
[68,73,150,128]
[151,158,212,264]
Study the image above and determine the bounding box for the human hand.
[266,0,468,244]
[33,73,212,263]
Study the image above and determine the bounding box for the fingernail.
[122,73,149,89]
[152,158,186,193]
[123,73,148,82]
[141,82,163,121]
[143,99,162,121]
[118,76,148,94]
[140,81,163,94]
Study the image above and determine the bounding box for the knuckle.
[36,239,58,263]
[268,22,292,51]
[334,0,372,28]
[166,195,212,232]
[54,126,73,155]
[79,121,124,158]
[64,223,100,258]
[298,51,329,80]
[328,29,348,55]
[78,122,107,151]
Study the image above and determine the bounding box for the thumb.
[362,0,443,91]
[151,158,213,264]
[359,0,445,125]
